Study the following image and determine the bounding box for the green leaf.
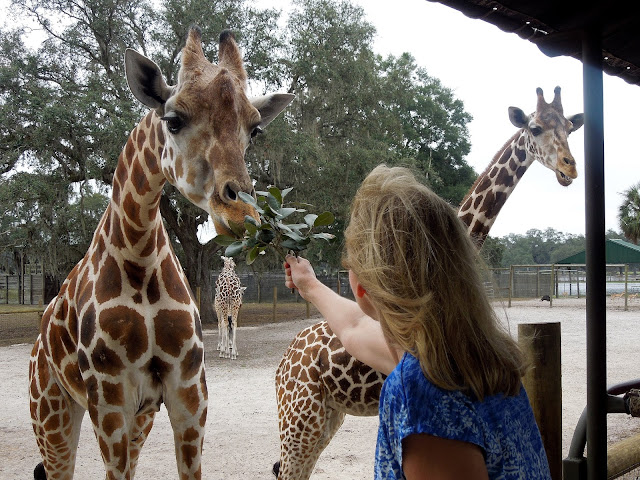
[281,239,305,251]
[225,241,245,257]
[257,229,275,244]
[311,232,336,242]
[228,220,247,238]
[304,213,318,227]
[314,211,335,227]
[276,207,297,219]
[238,191,257,207]
[246,246,260,265]
[268,186,283,204]
[244,215,259,226]
[244,221,258,236]
[276,221,293,233]
[281,187,293,199]
[212,234,236,246]
[267,192,281,211]
[285,223,309,232]
[284,231,305,242]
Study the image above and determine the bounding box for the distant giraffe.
[27,27,293,480]
[214,256,246,359]
[273,87,583,479]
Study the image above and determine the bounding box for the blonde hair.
[342,165,526,400]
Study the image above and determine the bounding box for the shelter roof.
[557,239,640,264]
[428,1,640,86]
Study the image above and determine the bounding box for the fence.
[487,264,640,309]
[0,265,45,305]
[212,270,354,304]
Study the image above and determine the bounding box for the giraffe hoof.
[34,462,47,479]
[272,461,280,477]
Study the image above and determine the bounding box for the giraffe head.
[508,86,583,186]
[221,255,236,270]
[124,27,294,236]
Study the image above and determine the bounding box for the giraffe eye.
[251,126,263,139]
[530,126,543,136]
[161,113,185,135]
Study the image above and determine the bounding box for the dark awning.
[428,1,640,86]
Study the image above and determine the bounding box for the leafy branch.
[213,186,336,265]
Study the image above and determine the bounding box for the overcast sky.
[262,0,640,239]
[5,0,638,240]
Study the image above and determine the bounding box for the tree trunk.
[160,194,222,325]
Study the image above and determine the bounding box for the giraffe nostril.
[563,157,573,166]
[223,183,238,203]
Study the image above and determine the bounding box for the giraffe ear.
[567,113,584,133]
[508,107,529,129]
[251,93,295,128]
[125,49,173,111]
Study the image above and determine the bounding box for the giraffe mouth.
[556,170,573,187]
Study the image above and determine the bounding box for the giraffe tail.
[34,462,47,479]
[272,460,280,477]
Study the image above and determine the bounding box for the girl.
[284,165,550,479]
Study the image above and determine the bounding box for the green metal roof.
[557,238,640,264]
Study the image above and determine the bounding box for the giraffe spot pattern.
[147,270,161,304]
[161,257,192,304]
[123,259,145,290]
[91,338,125,376]
[102,412,124,436]
[145,355,173,386]
[123,217,145,246]
[154,309,194,357]
[80,304,97,348]
[95,255,122,304]
[102,381,125,406]
[181,344,203,380]
[123,192,143,228]
[99,306,148,363]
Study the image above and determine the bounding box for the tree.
[619,182,640,244]
[245,0,474,266]
[1,0,283,321]
[1,0,477,318]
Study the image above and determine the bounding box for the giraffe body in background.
[28,27,293,480]
[273,87,583,480]
[214,256,245,360]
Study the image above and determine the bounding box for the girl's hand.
[284,254,318,299]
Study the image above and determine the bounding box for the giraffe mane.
[459,130,522,208]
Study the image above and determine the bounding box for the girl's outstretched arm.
[284,255,399,375]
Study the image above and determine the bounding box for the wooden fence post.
[518,322,562,480]
[273,286,277,323]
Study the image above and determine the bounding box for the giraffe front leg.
[215,305,223,352]
[221,314,231,359]
[229,314,238,360]
[29,337,85,480]
[128,412,156,478]
[164,367,208,479]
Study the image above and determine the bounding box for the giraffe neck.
[458,130,534,246]
[99,111,168,262]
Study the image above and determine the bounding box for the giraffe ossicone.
[28,26,292,480]
[214,256,246,360]
[273,86,583,480]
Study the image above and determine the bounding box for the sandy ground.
[1,298,640,479]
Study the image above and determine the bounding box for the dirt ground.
[1,298,640,479]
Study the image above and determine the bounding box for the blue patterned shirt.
[375,353,551,479]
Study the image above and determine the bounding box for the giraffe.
[214,256,246,359]
[28,27,293,480]
[272,86,584,479]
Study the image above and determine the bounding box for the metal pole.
[583,26,607,480]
